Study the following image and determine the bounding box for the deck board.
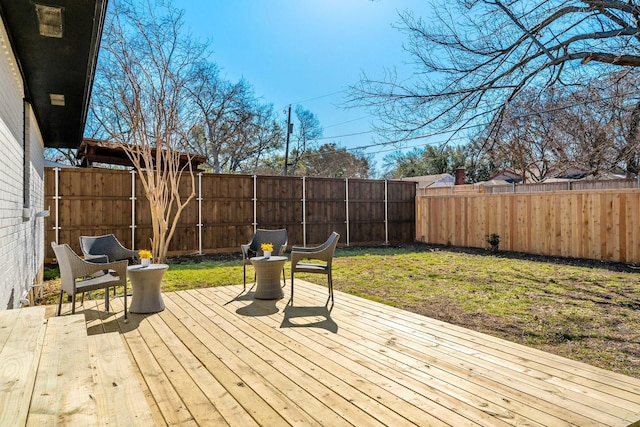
[27,315,97,426]
[175,289,414,427]
[37,280,640,426]
[87,332,156,426]
[0,307,46,427]
[285,284,633,426]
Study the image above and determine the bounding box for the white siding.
[0,16,45,309]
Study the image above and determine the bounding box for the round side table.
[250,256,286,299]
[128,263,169,313]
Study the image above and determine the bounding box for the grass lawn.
[43,244,640,378]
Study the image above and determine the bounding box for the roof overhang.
[0,0,107,149]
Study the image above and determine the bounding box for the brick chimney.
[454,168,465,185]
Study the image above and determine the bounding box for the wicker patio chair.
[290,231,340,304]
[241,228,288,290]
[80,234,139,264]
[80,234,138,296]
[51,242,128,321]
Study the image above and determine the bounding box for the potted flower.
[139,249,153,267]
[261,243,273,259]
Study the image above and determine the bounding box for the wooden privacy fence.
[44,168,415,260]
[418,178,640,196]
[417,189,640,263]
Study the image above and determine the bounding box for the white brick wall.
[0,17,45,309]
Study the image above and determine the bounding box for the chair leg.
[290,271,295,302]
[328,272,334,301]
[71,293,76,314]
[57,290,64,316]
[243,264,247,290]
[105,289,110,313]
[281,267,286,288]
[124,282,128,322]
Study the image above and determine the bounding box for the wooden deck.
[4,279,640,426]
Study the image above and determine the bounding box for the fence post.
[130,170,136,249]
[384,179,389,245]
[252,175,257,232]
[345,178,350,246]
[302,176,307,246]
[197,172,203,255]
[54,167,60,245]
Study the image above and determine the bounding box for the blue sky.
[172,0,428,173]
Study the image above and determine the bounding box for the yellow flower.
[261,243,273,252]
[139,249,152,259]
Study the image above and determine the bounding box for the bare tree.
[44,148,77,166]
[89,0,204,262]
[483,88,561,182]
[472,72,640,179]
[303,143,371,178]
[188,64,283,174]
[287,106,323,175]
[351,1,640,142]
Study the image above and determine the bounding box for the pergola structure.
[76,138,208,170]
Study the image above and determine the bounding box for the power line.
[324,114,372,129]
[284,82,640,158]
[316,130,375,140]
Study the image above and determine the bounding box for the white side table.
[128,264,169,313]
[250,256,286,299]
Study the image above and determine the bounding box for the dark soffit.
[0,0,107,148]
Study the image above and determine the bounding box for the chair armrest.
[74,259,128,281]
[241,244,252,260]
[102,260,128,283]
[291,247,332,265]
[113,246,139,262]
[290,245,321,253]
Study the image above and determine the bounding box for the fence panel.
[45,168,415,259]
[305,177,348,245]
[417,189,640,263]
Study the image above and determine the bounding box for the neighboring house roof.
[488,169,525,184]
[44,159,76,168]
[545,166,590,180]
[401,174,455,188]
[0,0,107,149]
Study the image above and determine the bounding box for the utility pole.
[283,104,292,176]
